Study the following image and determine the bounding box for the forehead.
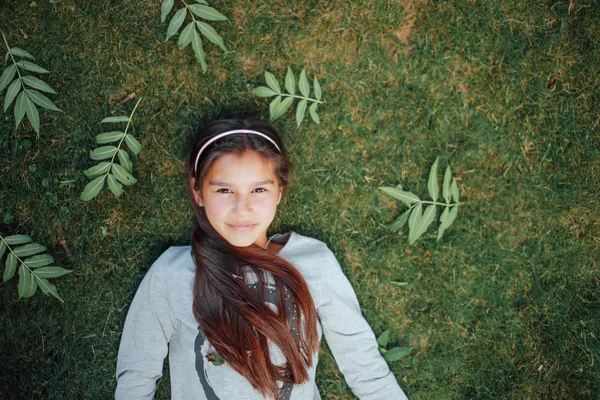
[204,151,276,183]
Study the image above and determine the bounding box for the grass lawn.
[1,0,599,398]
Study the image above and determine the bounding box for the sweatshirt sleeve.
[317,249,408,400]
[115,262,178,400]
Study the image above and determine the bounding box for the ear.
[277,187,282,205]
[189,177,204,207]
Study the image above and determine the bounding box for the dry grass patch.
[559,207,600,244]
[296,28,362,73]
[237,50,262,75]
[393,0,429,47]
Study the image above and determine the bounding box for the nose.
[233,193,252,215]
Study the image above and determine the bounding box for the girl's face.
[191,150,282,248]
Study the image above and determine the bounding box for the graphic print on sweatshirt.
[194,281,300,400]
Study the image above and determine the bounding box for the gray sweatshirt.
[115,232,408,400]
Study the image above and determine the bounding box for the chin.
[229,239,257,248]
[221,233,259,248]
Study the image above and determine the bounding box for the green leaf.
[125,134,142,156]
[100,116,129,124]
[437,205,458,241]
[273,96,293,120]
[118,149,133,173]
[309,102,320,124]
[0,240,5,260]
[14,91,27,129]
[269,96,282,120]
[31,266,71,279]
[251,86,277,98]
[195,21,226,51]
[408,204,422,244]
[96,131,124,144]
[285,67,295,95]
[10,47,35,60]
[13,243,46,257]
[314,76,322,101]
[383,347,413,362]
[379,187,420,206]
[438,208,458,240]
[4,253,17,282]
[191,27,207,72]
[18,264,38,298]
[188,4,228,21]
[443,165,452,203]
[264,71,281,94]
[80,175,106,201]
[166,8,186,42]
[377,330,390,347]
[207,353,225,366]
[83,162,111,178]
[178,22,195,49]
[0,64,16,92]
[3,235,33,245]
[194,0,208,3]
[112,163,138,186]
[16,60,49,74]
[3,212,15,224]
[25,98,40,135]
[90,146,118,160]
[296,99,307,127]
[298,69,310,98]
[4,78,21,112]
[428,157,439,202]
[23,254,54,268]
[385,208,411,230]
[21,75,56,94]
[451,178,460,202]
[411,205,436,244]
[437,206,450,241]
[26,89,61,112]
[391,281,408,287]
[107,173,124,197]
[35,276,63,302]
[160,0,174,23]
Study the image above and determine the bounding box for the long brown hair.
[187,118,319,398]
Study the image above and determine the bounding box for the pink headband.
[193,129,281,175]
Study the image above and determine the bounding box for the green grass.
[1,0,599,398]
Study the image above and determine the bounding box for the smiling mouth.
[228,224,256,232]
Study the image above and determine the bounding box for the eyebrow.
[208,179,275,186]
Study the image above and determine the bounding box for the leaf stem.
[403,200,461,214]
[279,93,324,104]
[418,200,462,207]
[106,97,143,174]
[181,0,197,22]
[2,31,24,83]
[2,31,40,137]
[0,235,38,275]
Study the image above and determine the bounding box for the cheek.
[203,197,228,218]
[257,195,280,215]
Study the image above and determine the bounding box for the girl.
[115,118,408,400]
